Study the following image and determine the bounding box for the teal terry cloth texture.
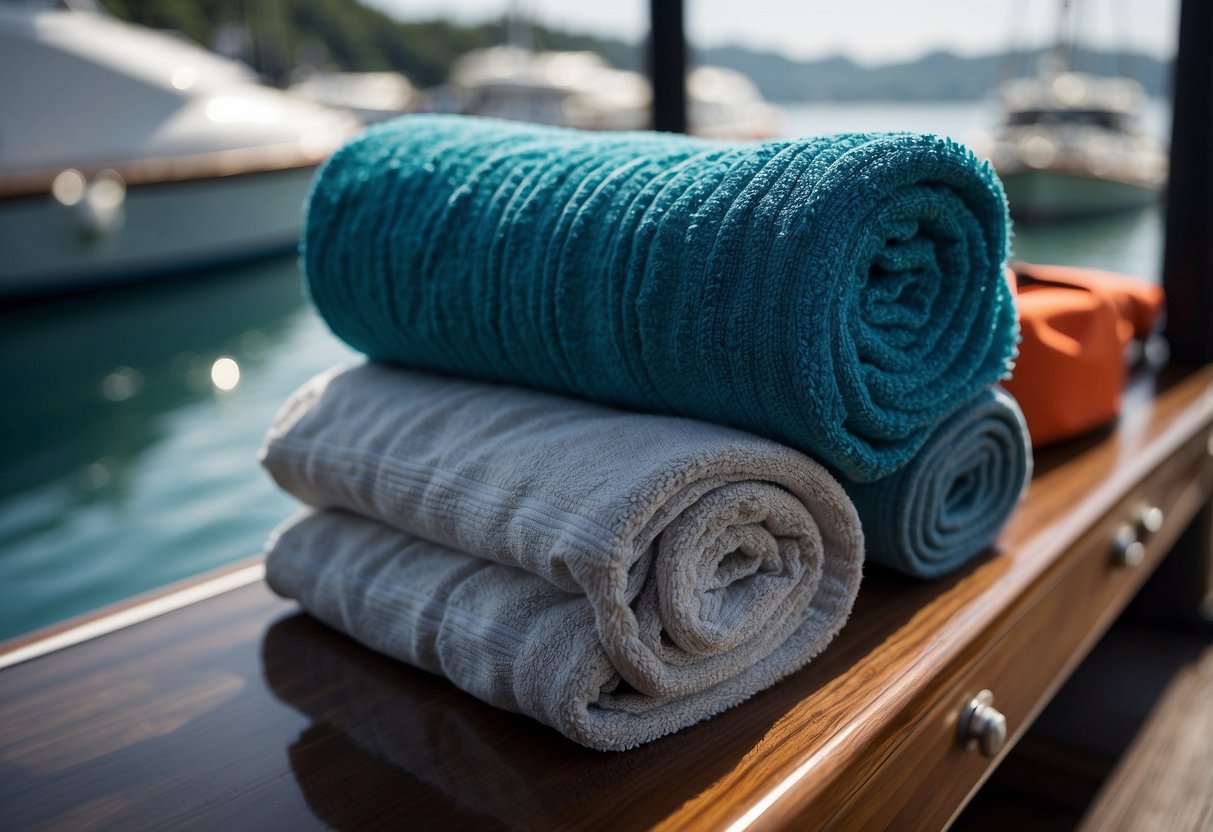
[844,387,1031,578]
[303,114,1018,482]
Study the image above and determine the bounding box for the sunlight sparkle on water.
[210,357,240,391]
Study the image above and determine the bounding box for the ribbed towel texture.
[303,115,1018,482]
[843,387,1031,578]
[261,363,864,751]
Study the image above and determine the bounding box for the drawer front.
[822,426,1213,832]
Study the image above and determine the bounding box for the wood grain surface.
[1077,642,1213,832]
[2,364,1212,832]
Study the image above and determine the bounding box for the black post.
[649,0,687,133]
[1158,0,1213,629]
[1162,0,1213,363]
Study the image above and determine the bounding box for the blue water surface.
[0,256,354,639]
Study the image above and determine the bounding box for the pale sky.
[367,0,1178,66]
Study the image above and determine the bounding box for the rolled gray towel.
[261,362,864,750]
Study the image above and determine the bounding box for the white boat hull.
[0,165,316,297]
[1000,168,1161,223]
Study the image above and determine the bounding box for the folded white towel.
[261,363,863,750]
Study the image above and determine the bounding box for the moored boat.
[434,45,781,139]
[985,67,1167,223]
[0,2,359,297]
[287,71,419,124]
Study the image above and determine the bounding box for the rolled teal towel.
[844,387,1031,578]
[303,114,1017,482]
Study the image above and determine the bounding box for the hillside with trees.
[99,0,640,86]
[98,0,1170,101]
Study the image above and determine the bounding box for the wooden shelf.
[2,364,1212,831]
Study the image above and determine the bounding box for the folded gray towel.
[261,363,864,750]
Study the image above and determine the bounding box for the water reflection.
[0,257,304,505]
[1012,202,1164,280]
[211,357,242,392]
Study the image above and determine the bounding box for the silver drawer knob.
[958,689,1007,757]
[1111,524,1145,567]
[1136,505,1164,537]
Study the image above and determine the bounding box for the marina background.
[0,97,1169,639]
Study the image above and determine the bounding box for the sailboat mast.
[506,0,534,52]
[1051,0,1075,73]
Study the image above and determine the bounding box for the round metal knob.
[1136,505,1164,537]
[1111,524,1145,567]
[957,689,1007,757]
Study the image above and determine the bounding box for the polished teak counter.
[3,365,1213,831]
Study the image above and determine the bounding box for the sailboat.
[984,7,1167,223]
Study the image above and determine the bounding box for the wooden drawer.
[819,424,1213,831]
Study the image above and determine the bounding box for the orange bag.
[1002,262,1164,447]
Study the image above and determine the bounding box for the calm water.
[0,101,1170,640]
[0,260,354,638]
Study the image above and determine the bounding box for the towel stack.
[262,115,1027,750]
[263,364,863,750]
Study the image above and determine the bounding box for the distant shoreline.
[99,2,1172,101]
[765,92,1173,106]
